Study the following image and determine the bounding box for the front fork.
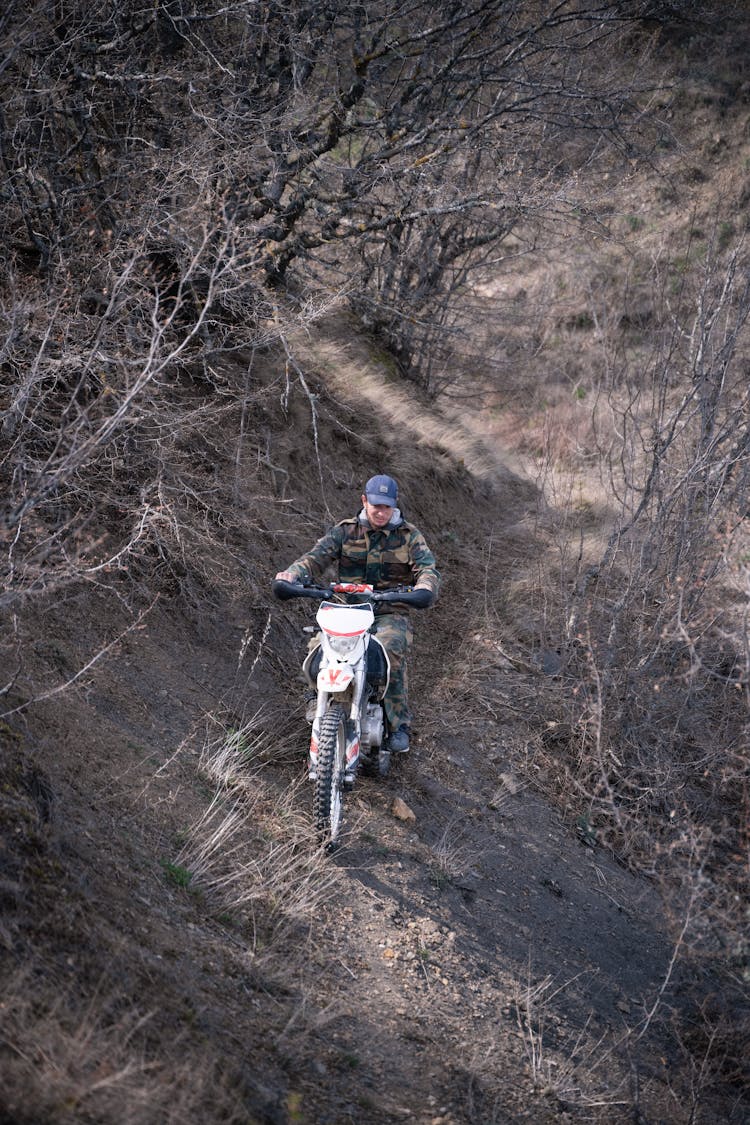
[308,672,366,783]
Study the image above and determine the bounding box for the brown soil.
[1,334,737,1125]
[3,15,750,1125]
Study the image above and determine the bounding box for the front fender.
[317,667,354,692]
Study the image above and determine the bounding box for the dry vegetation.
[1,2,749,1123]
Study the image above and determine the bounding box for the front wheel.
[313,703,347,846]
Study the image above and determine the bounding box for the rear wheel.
[313,703,347,846]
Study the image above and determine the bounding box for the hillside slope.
[3,8,750,1125]
[2,319,744,1125]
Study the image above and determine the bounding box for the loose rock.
[391,797,416,822]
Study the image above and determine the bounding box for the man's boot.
[389,725,410,752]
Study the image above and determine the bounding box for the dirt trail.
[267,338,679,1123]
[295,763,674,1124]
[297,312,529,491]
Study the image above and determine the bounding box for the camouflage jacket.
[286,510,440,611]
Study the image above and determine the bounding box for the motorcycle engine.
[361,702,384,750]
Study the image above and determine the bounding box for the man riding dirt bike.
[273,474,439,844]
[274,474,440,754]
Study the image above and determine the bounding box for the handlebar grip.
[406,587,434,609]
[271,579,332,601]
[272,579,298,600]
[372,587,434,608]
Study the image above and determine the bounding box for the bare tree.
[0,0,670,608]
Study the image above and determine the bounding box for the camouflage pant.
[306,611,413,733]
[372,612,413,733]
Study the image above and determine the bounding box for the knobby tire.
[313,703,347,846]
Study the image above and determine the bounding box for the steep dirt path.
[292,739,674,1123]
[267,321,683,1123]
[305,687,678,1121]
[297,312,529,493]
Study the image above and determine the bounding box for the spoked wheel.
[313,703,347,847]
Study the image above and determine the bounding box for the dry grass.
[427,818,483,889]
[176,710,341,943]
[298,322,523,492]
[512,967,608,1107]
[0,974,252,1125]
[431,235,750,1118]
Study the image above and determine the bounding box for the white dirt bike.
[271,579,432,846]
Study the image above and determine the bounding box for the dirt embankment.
[4,17,750,1120]
[1,317,744,1125]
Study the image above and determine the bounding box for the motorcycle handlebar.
[271,579,434,608]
